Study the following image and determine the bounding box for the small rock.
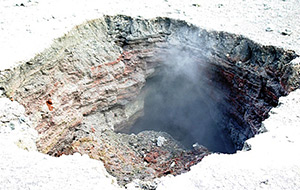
[123,177,130,182]
[192,142,200,149]
[140,181,157,190]
[280,29,292,36]
[265,27,273,32]
[156,136,166,147]
[242,142,251,151]
[260,179,269,185]
[192,4,200,7]
[9,122,15,130]
[19,115,26,123]
[170,162,175,168]
[258,123,268,134]
[144,155,157,164]
[231,40,251,62]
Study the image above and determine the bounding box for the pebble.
[156,136,166,147]
[265,27,273,32]
[280,29,292,36]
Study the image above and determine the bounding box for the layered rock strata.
[0,15,299,184]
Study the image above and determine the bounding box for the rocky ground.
[0,0,300,190]
[71,130,209,185]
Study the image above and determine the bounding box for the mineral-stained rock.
[0,15,299,184]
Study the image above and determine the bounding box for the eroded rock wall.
[162,23,299,148]
[0,16,167,154]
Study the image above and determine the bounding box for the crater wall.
[0,15,299,184]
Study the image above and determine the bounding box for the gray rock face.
[0,15,299,184]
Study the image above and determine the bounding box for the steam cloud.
[129,46,236,153]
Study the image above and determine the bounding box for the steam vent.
[1,15,299,185]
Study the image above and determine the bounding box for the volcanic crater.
[0,15,299,185]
